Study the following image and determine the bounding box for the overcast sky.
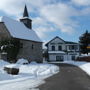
[0,0,90,43]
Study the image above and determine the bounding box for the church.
[0,5,43,63]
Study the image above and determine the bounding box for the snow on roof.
[0,16,42,42]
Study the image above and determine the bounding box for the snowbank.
[0,60,9,67]
[5,62,59,78]
[19,63,59,78]
[0,59,59,90]
[81,53,90,56]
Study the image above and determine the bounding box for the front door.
[56,56,63,61]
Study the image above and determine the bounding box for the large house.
[45,36,80,62]
[0,5,43,63]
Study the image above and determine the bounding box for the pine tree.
[0,38,20,63]
[79,30,90,54]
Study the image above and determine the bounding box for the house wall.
[49,54,65,61]
[46,37,80,62]
[49,54,77,62]
[48,38,66,51]
[49,54,56,61]
[0,23,12,61]
[0,22,11,40]
[66,44,79,51]
[17,40,43,63]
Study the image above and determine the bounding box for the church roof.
[0,16,42,42]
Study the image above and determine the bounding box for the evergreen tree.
[79,30,90,54]
[0,38,20,63]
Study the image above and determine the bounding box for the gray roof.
[65,41,78,44]
[0,16,42,42]
[45,36,78,46]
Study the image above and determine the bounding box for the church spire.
[23,5,29,17]
[20,5,32,29]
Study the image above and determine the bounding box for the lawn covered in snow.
[0,59,59,90]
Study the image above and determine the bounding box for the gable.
[0,22,11,40]
[46,36,65,46]
[0,16,42,42]
[50,37,65,44]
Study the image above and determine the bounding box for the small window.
[72,56,75,60]
[58,46,62,50]
[69,45,75,50]
[56,56,63,61]
[52,46,55,51]
[69,46,71,50]
[75,45,78,50]
[20,43,23,48]
[32,44,34,49]
[72,45,75,49]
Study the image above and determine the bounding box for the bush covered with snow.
[16,58,29,64]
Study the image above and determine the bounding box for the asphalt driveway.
[38,63,90,90]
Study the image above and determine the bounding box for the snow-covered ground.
[0,59,59,90]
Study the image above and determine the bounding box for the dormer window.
[52,46,55,51]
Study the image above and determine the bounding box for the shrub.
[0,38,21,63]
[76,56,90,62]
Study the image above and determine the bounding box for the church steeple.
[20,5,32,29]
[23,5,29,17]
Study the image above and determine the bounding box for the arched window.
[58,46,62,50]
[52,46,55,51]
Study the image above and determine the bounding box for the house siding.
[48,38,66,51]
